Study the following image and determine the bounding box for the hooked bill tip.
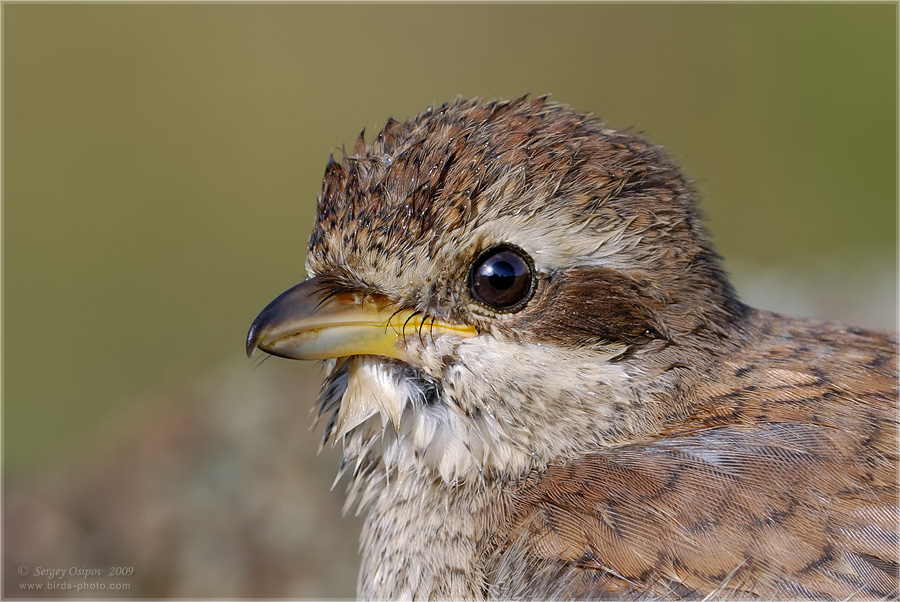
[246,319,263,358]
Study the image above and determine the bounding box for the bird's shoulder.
[483,312,899,600]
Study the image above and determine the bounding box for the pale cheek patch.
[331,336,640,485]
[445,336,636,471]
[322,313,640,485]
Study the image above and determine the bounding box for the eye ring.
[467,244,536,313]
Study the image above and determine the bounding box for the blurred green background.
[3,3,897,598]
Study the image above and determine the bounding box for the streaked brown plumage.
[247,97,899,599]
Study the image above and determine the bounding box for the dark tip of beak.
[246,290,286,357]
[246,277,328,359]
[246,318,263,358]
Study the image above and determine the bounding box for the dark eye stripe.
[468,244,535,312]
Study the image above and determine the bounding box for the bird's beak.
[246,275,477,362]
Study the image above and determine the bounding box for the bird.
[246,97,899,600]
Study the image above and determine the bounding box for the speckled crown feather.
[306,96,743,331]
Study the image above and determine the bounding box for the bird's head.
[247,97,746,486]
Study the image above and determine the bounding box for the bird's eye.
[468,244,535,312]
